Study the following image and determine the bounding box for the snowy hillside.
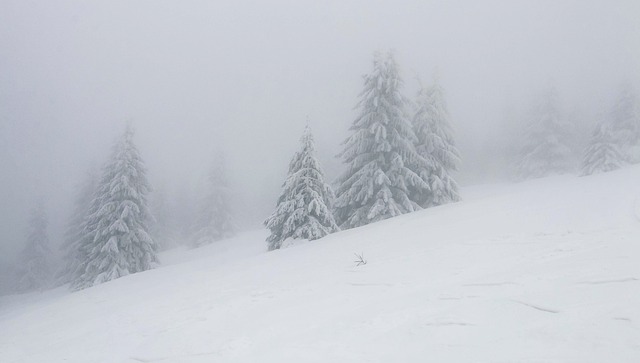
[2,167,640,363]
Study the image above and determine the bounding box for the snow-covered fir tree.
[580,123,624,176]
[411,78,461,207]
[192,154,236,247]
[609,83,640,162]
[69,175,105,290]
[334,51,427,229]
[57,170,98,285]
[265,125,338,251]
[17,201,51,292]
[71,126,158,290]
[517,88,573,179]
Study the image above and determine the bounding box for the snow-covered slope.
[2,167,640,363]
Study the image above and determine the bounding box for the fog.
[1,0,638,276]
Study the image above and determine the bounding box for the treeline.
[516,84,638,179]
[10,51,639,294]
[264,51,460,249]
[13,126,237,293]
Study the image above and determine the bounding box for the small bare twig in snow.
[354,253,367,266]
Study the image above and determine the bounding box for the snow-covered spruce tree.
[17,202,51,292]
[57,170,98,285]
[517,88,573,179]
[71,126,158,290]
[580,123,624,176]
[609,83,640,162]
[265,126,338,251]
[334,51,427,229]
[69,176,105,290]
[192,154,236,247]
[411,78,461,207]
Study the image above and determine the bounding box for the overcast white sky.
[1,0,639,266]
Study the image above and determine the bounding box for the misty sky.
[1,0,639,266]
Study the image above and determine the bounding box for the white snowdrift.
[2,167,640,362]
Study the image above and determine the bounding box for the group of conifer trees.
[16,126,236,293]
[580,85,640,175]
[14,127,156,292]
[14,51,637,292]
[516,83,640,180]
[264,51,461,250]
[54,126,159,291]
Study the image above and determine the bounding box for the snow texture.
[2,164,640,362]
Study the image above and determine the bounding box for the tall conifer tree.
[334,51,427,229]
[265,126,338,250]
[581,123,624,175]
[411,78,461,207]
[57,170,97,285]
[610,83,640,162]
[517,88,573,179]
[17,201,51,292]
[72,126,157,290]
[193,154,236,247]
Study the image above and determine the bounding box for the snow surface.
[2,167,640,362]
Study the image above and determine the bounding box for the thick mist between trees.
[1,0,639,291]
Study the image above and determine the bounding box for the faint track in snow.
[423,321,475,327]
[438,295,479,300]
[348,282,394,287]
[130,350,220,363]
[577,277,638,285]
[461,240,538,246]
[510,300,560,314]
[130,356,169,363]
[464,282,517,287]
